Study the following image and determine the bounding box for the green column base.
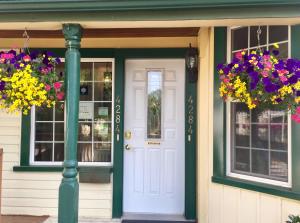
[58,178,79,223]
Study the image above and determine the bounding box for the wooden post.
[58,24,82,223]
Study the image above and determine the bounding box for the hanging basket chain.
[256,26,262,52]
[22,28,30,54]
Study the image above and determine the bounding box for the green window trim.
[212,26,300,199]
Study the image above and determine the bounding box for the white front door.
[123,59,185,214]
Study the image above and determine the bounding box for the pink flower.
[23,55,31,62]
[45,84,51,91]
[261,70,269,77]
[235,51,243,60]
[1,53,14,59]
[263,55,271,60]
[280,76,288,83]
[53,82,62,90]
[296,106,300,114]
[291,114,300,123]
[56,92,64,100]
[41,67,50,75]
[223,78,230,83]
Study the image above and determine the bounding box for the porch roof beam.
[0,28,199,38]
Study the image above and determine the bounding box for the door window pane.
[147,71,162,139]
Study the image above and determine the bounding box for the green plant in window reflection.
[147,89,161,138]
[103,71,112,100]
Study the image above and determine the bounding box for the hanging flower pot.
[0,49,64,115]
[217,45,300,123]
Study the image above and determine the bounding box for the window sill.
[212,175,300,200]
[13,165,113,173]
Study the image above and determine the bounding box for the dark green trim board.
[20,114,31,166]
[112,53,125,218]
[185,69,197,220]
[1,0,300,13]
[213,27,227,179]
[0,1,300,22]
[212,25,300,200]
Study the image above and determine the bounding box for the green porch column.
[58,23,82,223]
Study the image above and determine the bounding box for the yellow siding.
[0,111,113,218]
[198,27,300,223]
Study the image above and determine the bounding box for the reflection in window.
[33,60,113,164]
[147,71,162,139]
[231,103,288,182]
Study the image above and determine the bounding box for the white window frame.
[30,58,115,167]
[226,26,292,188]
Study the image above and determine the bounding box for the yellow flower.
[273,43,279,49]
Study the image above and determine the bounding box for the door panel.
[123,59,185,214]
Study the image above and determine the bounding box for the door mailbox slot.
[147,141,161,145]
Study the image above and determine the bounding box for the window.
[227,26,291,187]
[30,58,114,166]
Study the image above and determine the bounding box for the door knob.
[125,144,131,150]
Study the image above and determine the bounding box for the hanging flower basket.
[217,45,300,123]
[0,49,64,115]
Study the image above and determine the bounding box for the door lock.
[125,144,131,150]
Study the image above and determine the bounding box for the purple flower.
[272,71,279,78]
[223,67,230,75]
[249,71,259,90]
[0,81,5,91]
[296,91,300,97]
[263,50,270,55]
[217,64,224,70]
[257,62,264,69]
[275,98,283,103]
[289,75,298,84]
[55,57,61,63]
[273,50,279,56]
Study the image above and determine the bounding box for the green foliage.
[287,215,300,223]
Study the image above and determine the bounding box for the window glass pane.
[55,102,64,121]
[94,82,112,101]
[269,25,288,43]
[251,149,269,175]
[252,109,269,123]
[94,102,112,121]
[78,123,92,141]
[269,42,288,59]
[94,122,111,141]
[78,143,92,162]
[147,71,162,139]
[251,124,269,149]
[36,107,53,121]
[270,151,288,181]
[270,124,288,150]
[80,62,93,81]
[232,27,248,51]
[54,143,64,161]
[270,110,287,123]
[235,124,250,147]
[34,143,53,161]
[94,62,112,82]
[35,123,53,141]
[94,143,111,162]
[250,26,267,47]
[234,148,250,172]
[80,83,93,101]
[55,123,64,141]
